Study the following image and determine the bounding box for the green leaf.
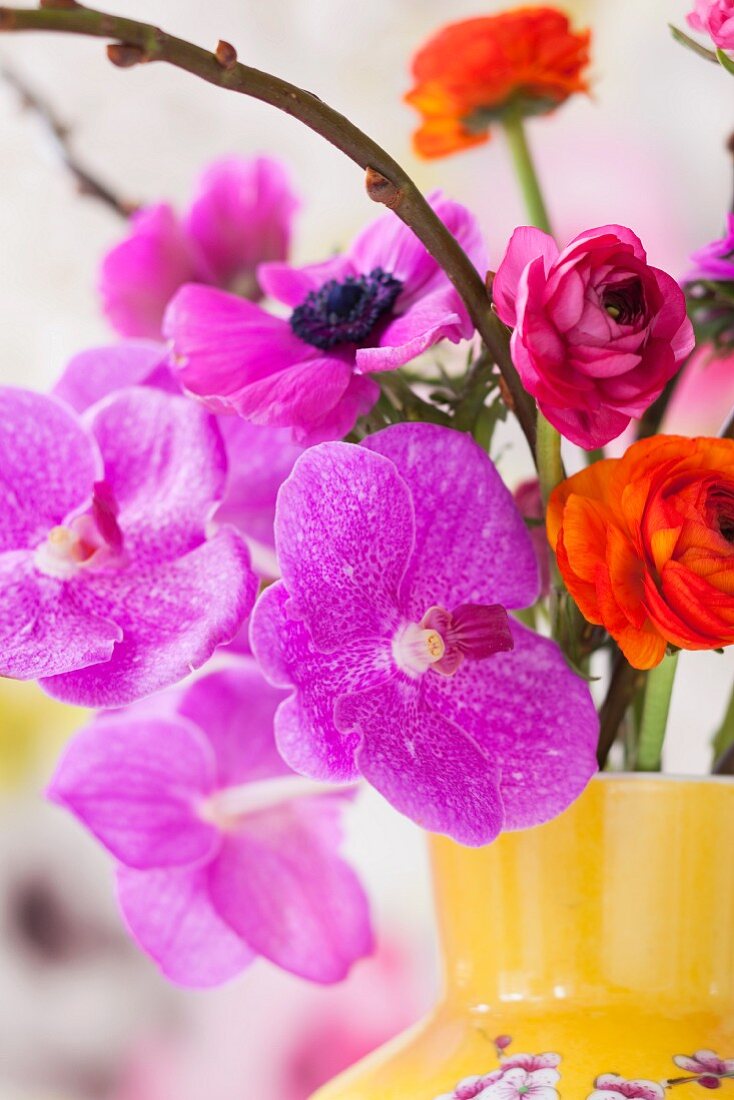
[669,23,719,62]
[716,48,734,75]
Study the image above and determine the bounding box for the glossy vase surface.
[312,776,734,1099]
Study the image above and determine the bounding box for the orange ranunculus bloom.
[547,436,734,670]
[405,7,591,159]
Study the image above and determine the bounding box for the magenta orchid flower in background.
[687,1,734,52]
[492,225,695,449]
[662,345,734,436]
[250,422,599,846]
[687,213,734,282]
[99,156,299,339]
[53,341,304,575]
[47,661,372,986]
[0,385,256,707]
[165,193,486,444]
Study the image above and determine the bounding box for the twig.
[0,1,538,455]
[597,652,647,769]
[1,60,133,216]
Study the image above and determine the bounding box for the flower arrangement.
[0,0,733,1075]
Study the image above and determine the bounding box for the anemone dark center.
[290,267,402,350]
[602,276,645,324]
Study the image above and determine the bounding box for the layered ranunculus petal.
[47,715,220,869]
[209,797,373,983]
[117,866,255,988]
[495,225,694,448]
[549,435,734,668]
[41,528,256,707]
[0,387,102,551]
[687,0,734,51]
[364,423,539,616]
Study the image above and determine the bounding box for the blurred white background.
[1,1,733,1097]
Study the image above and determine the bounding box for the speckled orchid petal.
[274,443,415,650]
[363,423,539,615]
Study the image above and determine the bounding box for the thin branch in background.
[0,1,539,457]
[1,61,134,218]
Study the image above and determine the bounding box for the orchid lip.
[392,602,514,679]
[33,480,125,579]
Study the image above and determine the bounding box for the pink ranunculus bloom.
[99,157,299,339]
[53,342,304,575]
[589,1074,665,1100]
[687,1,734,52]
[164,193,486,444]
[0,385,256,707]
[673,1050,734,1088]
[47,660,372,986]
[250,422,598,846]
[662,345,734,437]
[493,225,695,449]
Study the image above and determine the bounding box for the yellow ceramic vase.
[312,776,734,1100]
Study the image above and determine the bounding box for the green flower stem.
[716,48,734,76]
[636,651,679,772]
[501,110,564,504]
[501,108,553,236]
[713,680,734,768]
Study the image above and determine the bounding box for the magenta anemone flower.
[0,385,256,706]
[47,661,372,986]
[99,156,299,339]
[250,422,598,846]
[164,193,486,444]
[53,342,304,575]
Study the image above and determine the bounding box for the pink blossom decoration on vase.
[250,422,599,846]
[687,1,734,52]
[99,156,299,338]
[672,1050,734,1088]
[164,193,486,443]
[588,1074,665,1100]
[47,661,372,986]
[0,386,256,706]
[492,225,694,448]
[662,345,734,436]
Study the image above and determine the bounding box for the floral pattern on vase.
[433,1038,734,1100]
